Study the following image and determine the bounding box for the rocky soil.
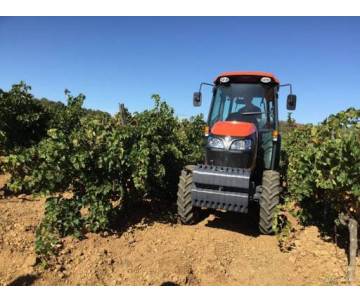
[0,174,358,286]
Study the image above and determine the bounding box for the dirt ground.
[0,174,359,286]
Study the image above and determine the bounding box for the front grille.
[206,148,253,169]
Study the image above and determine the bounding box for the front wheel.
[259,170,280,235]
[177,168,199,225]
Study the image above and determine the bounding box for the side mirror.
[287,94,297,110]
[193,92,202,107]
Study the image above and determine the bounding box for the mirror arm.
[199,82,214,93]
[280,83,293,95]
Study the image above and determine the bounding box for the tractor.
[177,71,296,234]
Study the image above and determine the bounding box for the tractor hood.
[210,121,257,137]
[206,121,258,169]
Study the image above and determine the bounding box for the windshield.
[208,83,276,129]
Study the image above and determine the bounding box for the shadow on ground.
[205,210,260,237]
[109,198,178,234]
[7,274,38,286]
[295,198,350,254]
[161,281,179,286]
[110,198,261,238]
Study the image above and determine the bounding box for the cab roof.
[214,71,280,85]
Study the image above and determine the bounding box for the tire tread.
[177,169,199,224]
[259,170,280,235]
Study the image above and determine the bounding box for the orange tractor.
[177,71,296,234]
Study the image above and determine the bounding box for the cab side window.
[209,90,222,127]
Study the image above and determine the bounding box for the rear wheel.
[259,170,280,235]
[177,168,199,224]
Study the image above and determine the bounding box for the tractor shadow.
[204,206,261,237]
[110,198,261,238]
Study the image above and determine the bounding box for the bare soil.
[0,175,358,286]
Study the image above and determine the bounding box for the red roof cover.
[214,71,280,85]
[211,121,257,137]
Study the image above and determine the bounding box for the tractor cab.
[209,81,276,129]
[205,72,280,171]
[177,71,297,234]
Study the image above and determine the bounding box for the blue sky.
[0,17,359,123]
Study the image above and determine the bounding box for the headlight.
[230,139,252,151]
[207,136,225,149]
